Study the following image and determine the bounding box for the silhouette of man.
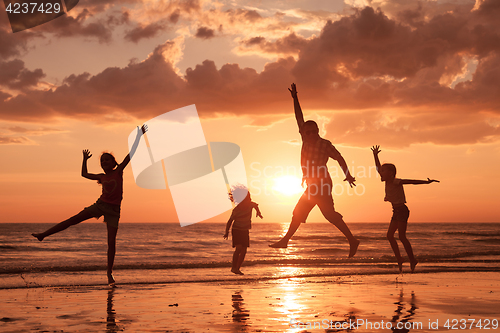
[269,83,360,257]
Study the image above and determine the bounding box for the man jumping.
[269,83,360,257]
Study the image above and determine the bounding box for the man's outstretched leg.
[269,194,314,248]
[269,218,301,248]
[318,197,359,257]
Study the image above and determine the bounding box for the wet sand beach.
[1,271,499,333]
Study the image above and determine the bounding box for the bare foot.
[397,259,405,273]
[410,260,418,273]
[107,272,116,285]
[269,241,288,248]
[31,233,44,241]
[348,239,360,257]
[231,268,244,275]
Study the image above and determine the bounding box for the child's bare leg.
[231,245,244,275]
[236,247,247,272]
[231,248,240,271]
[387,221,404,272]
[107,224,118,284]
[397,222,417,272]
[32,210,93,241]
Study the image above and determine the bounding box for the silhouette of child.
[32,125,147,284]
[224,185,263,275]
[372,145,439,273]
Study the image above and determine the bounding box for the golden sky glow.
[1,0,499,223]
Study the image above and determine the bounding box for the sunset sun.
[272,175,303,196]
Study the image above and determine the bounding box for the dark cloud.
[106,10,130,26]
[224,8,263,23]
[325,110,500,148]
[0,18,35,60]
[178,0,201,13]
[195,26,215,39]
[125,21,170,43]
[239,33,308,56]
[82,0,142,13]
[473,0,500,18]
[169,9,181,23]
[0,60,45,90]
[0,90,11,101]
[35,9,113,43]
[242,9,262,22]
[1,3,500,147]
[0,44,295,121]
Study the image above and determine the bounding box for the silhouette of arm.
[401,178,440,185]
[255,204,263,219]
[224,216,234,239]
[117,124,147,172]
[81,149,102,181]
[336,155,356,187]
[289,83,304,130]
[371,145,382,175]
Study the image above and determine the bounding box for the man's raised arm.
[289,83,304,130]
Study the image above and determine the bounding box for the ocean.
[1,222,499,289]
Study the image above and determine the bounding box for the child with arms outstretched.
[371,145,439,273]
[224,186,263,275]
[32,125,147,284]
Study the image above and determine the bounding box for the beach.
[1,271,499,332]
[2,222,500,332]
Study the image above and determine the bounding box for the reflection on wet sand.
[107,287,119,333]
[391,290,417,332]
[231,291,250,331]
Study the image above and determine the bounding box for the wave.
[444,231,500,237]
[3,266,500,290]
[473,238,500,244]
[2,251,500,275]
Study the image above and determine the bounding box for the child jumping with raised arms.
[371,145,439,273]
[224,185,263,275]
[32,125,147,285]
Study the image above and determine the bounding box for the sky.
[1,0,499,223]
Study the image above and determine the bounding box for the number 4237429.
[444,319,498,330]
[5,2,61,14]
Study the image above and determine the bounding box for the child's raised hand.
[141,124,148,134]
[371,145,381,155]
[427,178,440,183]
[288,83,298,98]
[82,149,92,160]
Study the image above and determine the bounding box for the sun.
[273,175,303,196]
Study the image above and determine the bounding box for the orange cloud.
[1,2,500,147]
[0,135,34,145]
